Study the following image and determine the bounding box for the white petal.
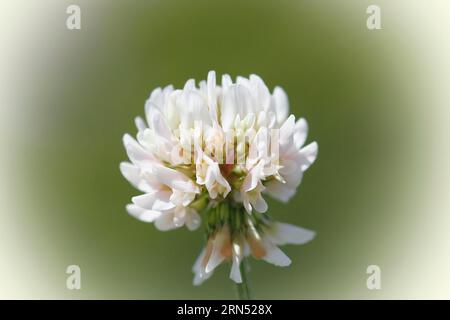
[154,212,178,231]
[153,165,198,193]
[294,118,308,149]
[183,78,196,90]
[120,162,140,188]
[273,86,289,124]
[134,116,147,132]
[242,161,264,192]
[185,209,202,231]
[280,159,298,175]
[229,242,243,283]
[152,196,176,211]
[279,115,295,142]
[132,192,174,211]
[123,134,154,163]
[269,223,315,245]
[145,88,164,123]
[221,84,254,130]
[220,86,238,131]
[230,260,242,283]
[178,90,211,129]
[126,204,161,222]
[221,74,233,89]
[147,106,175,142]
[264,180,296,203]
[252,194,268,213]
[132,193,157,209]
[207,71,218,122]
[249,74,271,112]
[243,197,252,214]
[262,241,291,267]
[299,141,318,171]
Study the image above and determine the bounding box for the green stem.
[236,257,252,300]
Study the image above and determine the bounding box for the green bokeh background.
[13,0,423,298]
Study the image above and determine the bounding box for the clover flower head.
[120,71,318,285]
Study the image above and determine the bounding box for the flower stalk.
[236,257,252,300]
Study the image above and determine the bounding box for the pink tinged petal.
[192,248,213,286]
[205,251,225,273]
[299,141,318,171]
[269,223,316,246]
[205,232,227,273]
[126,204,161,223]
[273,86,289,124]
[261,240,292,267]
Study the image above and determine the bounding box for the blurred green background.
[2,0,437,299]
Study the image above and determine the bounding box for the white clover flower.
[120,71,318,288]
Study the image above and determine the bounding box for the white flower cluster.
[120,71,318,284]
